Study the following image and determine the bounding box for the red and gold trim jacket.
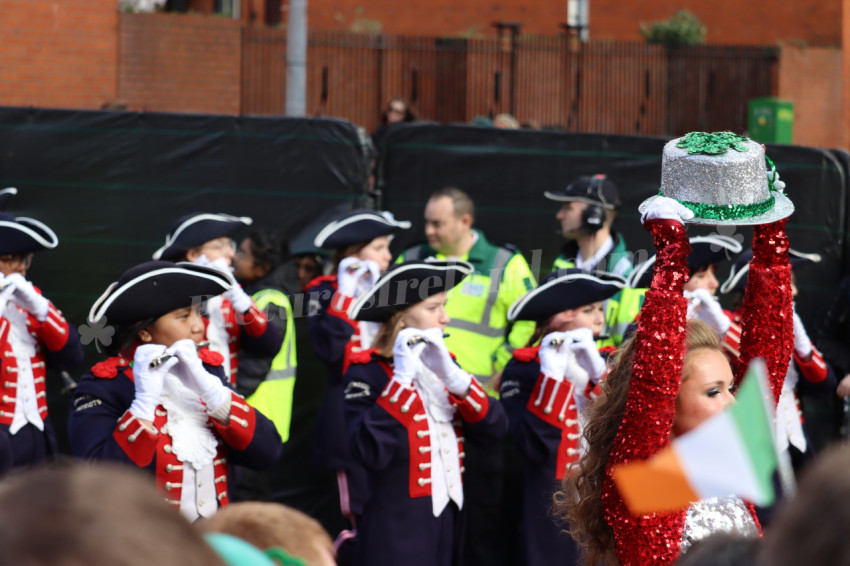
[205,296,281,386]
[0,299,82,426]
[68,349,282,512]
[343,349,507,500]
[500,346,590,481]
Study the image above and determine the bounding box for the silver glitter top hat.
[639,132,794,226]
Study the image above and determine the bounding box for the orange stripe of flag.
[612,447,700,515]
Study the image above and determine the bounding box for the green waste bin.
[748,97,794,144]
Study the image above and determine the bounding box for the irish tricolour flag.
[613,358,786,515]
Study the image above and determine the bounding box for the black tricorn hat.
[153,213,253,261]
[349,260,473,322]
[88,261,233,327]
[313,209,411,250]
[507,268,625,322]
[719,248,822,295]
[544,174,621,210]
[627,234,743,289]
[0,211,59,255]
[0,187,17,212]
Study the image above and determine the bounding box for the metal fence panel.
[241,31,778,137]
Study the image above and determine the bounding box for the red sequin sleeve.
[733,219,793,404]
[602,219,691,566]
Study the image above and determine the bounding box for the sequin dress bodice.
[680,497,760,554]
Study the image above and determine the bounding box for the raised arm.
[734,219,793,403]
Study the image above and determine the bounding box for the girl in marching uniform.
[342,260,507,566]
[0,208,83,468]
[306,210,410,530]
[499,268,625,566]
[69,261,282,521]
[153,213,282,386]
[558,132,796,566]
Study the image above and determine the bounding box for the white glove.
[223,285,253,314]
[194,254,252,313]
[4,273,49,321]
[686,288,731,337]
[194,254,235,281]
[0,276,19,315]
[392,328,429,387]
[166,338,232,413]
[130,344,178,422]
[337,257,380,298]
[641,196,695,225]
[420,327,472,396]
[566,327,607,382]
[538,332,572,382]
[792,307,813,358]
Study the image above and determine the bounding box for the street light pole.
[286,0,308,116]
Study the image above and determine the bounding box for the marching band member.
[306,209,410,528]
[342,260,507,566]
[0,209,83,468]
[153,213,282,385]
[69,261,282,521]
[499,269,624,566]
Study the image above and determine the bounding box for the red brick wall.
[589,0,842,47]
[118,13,241,114]
[779,47,843,148]
[0,0,117,109]
[303,0,841,47]
[306,0,568,36]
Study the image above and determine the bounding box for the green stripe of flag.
[729,359,777,503]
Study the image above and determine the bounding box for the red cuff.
[31,303,70,351]
[450,378,489,424]
[212,392,257,451]
[237,304,269,338]
[113,410,159,467]
[527,374,577,429]
[377,379,424,423]
[328,292,355,323]
[795,346,828,384]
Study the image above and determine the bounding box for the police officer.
[545,174,633,277]
[397,187,536,388]
[545,175,634,347]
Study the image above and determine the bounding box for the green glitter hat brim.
[638,192,794,226]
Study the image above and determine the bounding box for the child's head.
[199,502,336,566]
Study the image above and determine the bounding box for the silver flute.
[406,333,450,346]
[149,341,210,368]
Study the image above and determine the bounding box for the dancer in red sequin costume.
[557,195,793,565]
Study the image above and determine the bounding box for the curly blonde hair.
[554,319,722,566]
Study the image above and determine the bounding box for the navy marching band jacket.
[343,349,508,566]
[68,348,282,517]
